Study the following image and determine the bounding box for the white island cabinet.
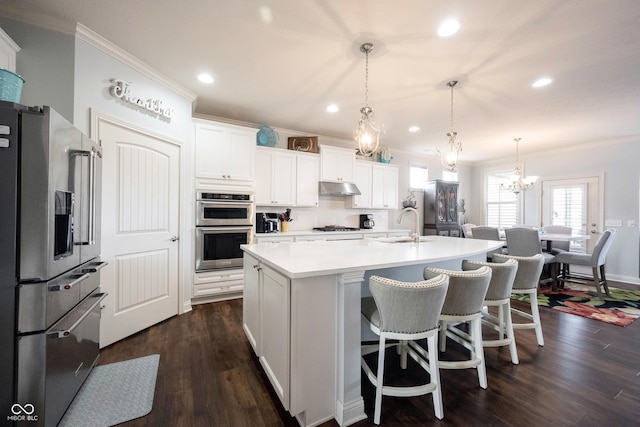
[241,236,504,427]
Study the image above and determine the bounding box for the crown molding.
[75,23,197,102]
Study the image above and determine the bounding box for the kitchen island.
[241,236,504,427]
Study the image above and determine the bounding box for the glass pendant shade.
[356,106,381,156]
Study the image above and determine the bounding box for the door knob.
[170,236,179,242]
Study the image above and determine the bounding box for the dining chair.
[470,226,505,261]
[555,229,618,299]
[361,274,449,424]
[504,227,558,289]
[542,225,572,253]
[462,258,519,365]
[493,253,545,346]
[462,223,476,238]
[423,266,492,389]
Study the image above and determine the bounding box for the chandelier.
[437,80,463,172]
[500,138,539,194]
[355,42,383,157]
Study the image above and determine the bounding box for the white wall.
[0,18,75,120]
[73,33,195,309]
[471,138,640,283]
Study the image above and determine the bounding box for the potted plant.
[402,191,417,208]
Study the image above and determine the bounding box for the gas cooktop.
[313,226,361,232]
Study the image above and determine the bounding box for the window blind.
[486,174,519,228]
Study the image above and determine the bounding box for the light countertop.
[241,235,504,279]
[254,228,410,238]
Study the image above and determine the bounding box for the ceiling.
[2,0,640,162]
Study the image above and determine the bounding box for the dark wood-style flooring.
[99,286,640,427]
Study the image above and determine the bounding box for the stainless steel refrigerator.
[0,101,107,426]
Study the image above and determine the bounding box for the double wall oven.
[195,191,254,272]
[0,102,106,426]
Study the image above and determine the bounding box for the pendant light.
[437,80,463,172]
[355,43,383,157]
[500,138,539,194]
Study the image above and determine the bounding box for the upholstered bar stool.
[555,229,618,299]
[493,253,545,346]
[423,266,492,389]
[361,274,449,424]
[470,226,505,261]
[505,227,558,289]
[462,258,519,365]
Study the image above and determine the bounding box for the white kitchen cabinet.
[255,147,296,206]
[295,152,320,207]
[351,161,372,208]
[0,28,20,72]
[259,263,291,410]
[243,259,261,353]
[371,164,399,209]
[254,235,295,244]
[193,269,244,303]
[243,254,291,410]
[193,119,256,187]
[320,145,355,182]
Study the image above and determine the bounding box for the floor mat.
[59,354,159,426]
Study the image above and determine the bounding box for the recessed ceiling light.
[438,19,460,37]
[408,126,420,132]
[532,77,552,88]
[198,73,214,84]
[326,104,339,113]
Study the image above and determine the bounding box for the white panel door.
[97,118,180,347]
[541,176,601,253]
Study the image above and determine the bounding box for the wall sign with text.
[110,79,174,121]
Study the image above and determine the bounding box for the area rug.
[513,287,640,327]
[59,354,160,427]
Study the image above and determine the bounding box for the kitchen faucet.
[397,207,421,243]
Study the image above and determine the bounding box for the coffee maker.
[256,213,280,233]
[359,214,375,229]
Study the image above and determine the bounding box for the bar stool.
[423,266,492,389]
[493,253,545,346]
[361,274,449,424]
[462,258,519,364]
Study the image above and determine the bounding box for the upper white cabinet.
[371,164,399,209]
[193,119,256,187]
[0,27,20,72]
[351,161,372,208]
[296,152,320,207]
[320,145,355,182]
[255,147,320,207]
[255,147,296,206]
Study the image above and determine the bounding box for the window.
[442,170,458,182]
[485,174,519,228]
[410,165,428,190]
[550,184,587,252]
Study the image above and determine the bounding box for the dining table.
[496,229,591,252]
[538,232,591,252]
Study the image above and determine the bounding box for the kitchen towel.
[59,354,159,427]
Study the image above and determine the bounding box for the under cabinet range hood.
[319,181,361,196]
